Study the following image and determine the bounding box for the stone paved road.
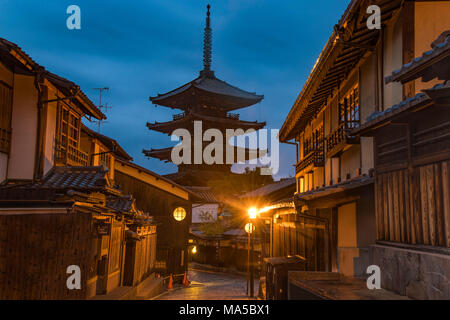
[153,269,259,300]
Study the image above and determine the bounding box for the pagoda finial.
[202,4,212,74]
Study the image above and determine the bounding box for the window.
[0,81,13,154]
[297,176,305,193]
[99,148,111,169]
[339,84,360,129]
[55,102,88,165]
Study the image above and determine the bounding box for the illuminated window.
[173,207,186,221]
[299,176,305,193]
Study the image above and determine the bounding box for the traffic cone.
[182,271,189,287]
[168,274,173,289]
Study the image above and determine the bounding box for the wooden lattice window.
[57,103,80,148]
[0,81,13,154]
[99,148,111,169]
[339,84,360,129]
[55,102,88,166]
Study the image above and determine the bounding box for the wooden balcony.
[55,141,89,166]
[296,148,325,174]
[326,123,360,158]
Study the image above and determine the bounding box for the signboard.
[192,203,219,224]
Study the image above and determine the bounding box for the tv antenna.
[93,87,112,133]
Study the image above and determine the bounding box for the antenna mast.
[93,87,111,132]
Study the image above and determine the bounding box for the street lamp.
[246,207,258,298]
[248,207,258,219]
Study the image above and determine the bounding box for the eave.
[150,73,263,111]
[146,113,266,135]
[280,0,403,142]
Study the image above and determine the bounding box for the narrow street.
[153,269,259,300]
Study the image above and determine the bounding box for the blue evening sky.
[0,0,349,180]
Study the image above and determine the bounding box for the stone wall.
[370,243,450,299]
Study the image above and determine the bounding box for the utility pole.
[93,87,111,132]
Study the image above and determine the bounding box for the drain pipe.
[33,67,45,182]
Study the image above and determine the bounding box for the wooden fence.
[0,211,95,299]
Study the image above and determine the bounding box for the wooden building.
[0,38,157,299]
[279,0,450,282]
[353,30,450,299]
[114,159,196,278]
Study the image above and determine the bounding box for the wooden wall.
[375,161,450,247]
[0,211,96,299]
[271,211,330,272]
[115,171,191,275]
[374,105,450,248]
[123,228,157,286]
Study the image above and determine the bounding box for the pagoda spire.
[202,4,213,76]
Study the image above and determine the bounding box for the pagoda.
[144,5,265,185]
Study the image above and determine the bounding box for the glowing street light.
[248,207,258,219]
[192,246,197,254]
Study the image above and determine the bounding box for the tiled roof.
[41,166,111,191]
[386,31,450,84]
[240,178,296,199]
[115,158,197,199]
[223,228,246,237]
[184,186,220,203]
[0,38,105,120]
[146,112,265,135]
[150,73,263,111]
[295,175,373,201]
[106,195,134,212]
[82,124,133,161]
[354,81,450,135]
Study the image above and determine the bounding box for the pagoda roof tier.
[143,145,266,163]
[150,71,263,112]
[146,112,266,135]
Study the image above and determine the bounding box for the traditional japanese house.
[353,30,450,299]
[278,0,450,280]
[145,5,265,186]
[0,38,156,299]
[79,126,159,291]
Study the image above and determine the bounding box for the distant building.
[144,5,265,187]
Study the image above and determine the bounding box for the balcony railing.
[296,148,325,173]
[55,140,89,166]
[326,122,360,157]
